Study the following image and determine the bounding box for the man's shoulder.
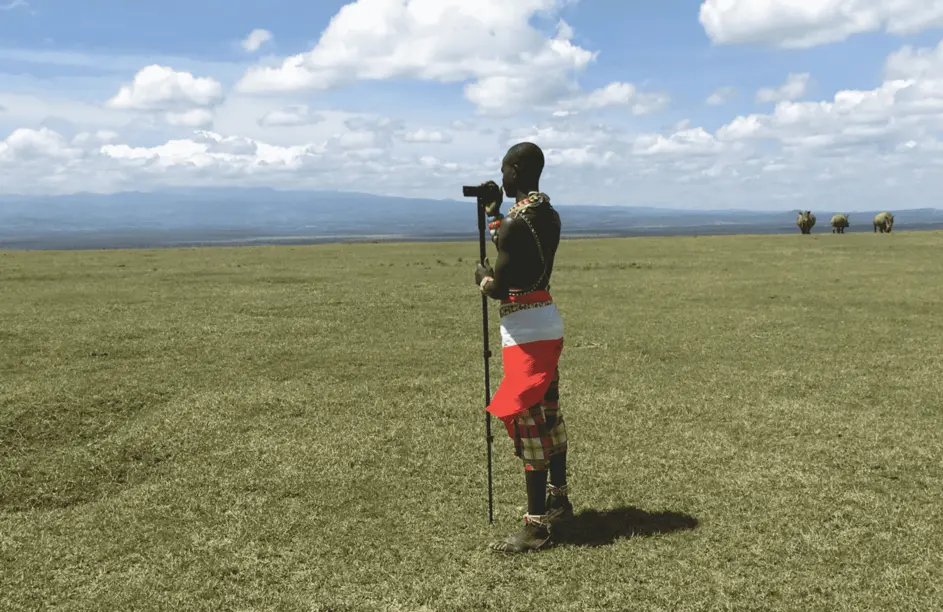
[495,213,528,242]
[533,200,561,226]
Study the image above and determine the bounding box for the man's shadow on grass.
[552,506,698,548]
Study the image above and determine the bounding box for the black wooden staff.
[463,185,495,524]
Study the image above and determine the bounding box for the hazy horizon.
[4,187,942,250]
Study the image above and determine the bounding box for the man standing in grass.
[474,142,573,553]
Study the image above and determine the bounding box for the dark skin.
[473,144,571,551]
[474,143,560,299]
[473,143,570,551]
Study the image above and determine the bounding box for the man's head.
[501,142,545,199]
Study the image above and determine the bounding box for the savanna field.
[2,231,942,611]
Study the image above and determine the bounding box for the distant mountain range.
[2,188,942,250]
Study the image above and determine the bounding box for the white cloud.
[0,124,491,196]
[71,130,120,147]
[757,73,810,103]
[258,105,325,127]
[699,0,943,49]
[0,127,80,161]
[334,130,381,150]
[0,0,28,11]
[10,35,943,210]
[716,115,768,141]
[400,129,452,143]
[165,109,215,128]
[234,0,599,114]
[706,86,737,106]
[560,81,671,115]
[242,29,273,53]
[885,40,943,80]
[506,124,622,150]
[633,127,722,157]
[107,65,223,111]
[104,65,224,129]
[544,146,620,167]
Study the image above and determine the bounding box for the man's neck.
[515,187,539,202]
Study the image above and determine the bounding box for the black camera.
[463,181,503,217]
[462,182,500,199]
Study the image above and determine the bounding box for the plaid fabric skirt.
[504,367,567,471]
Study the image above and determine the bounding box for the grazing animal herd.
[795,211,895,234]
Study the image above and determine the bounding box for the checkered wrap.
[506,367,567,471]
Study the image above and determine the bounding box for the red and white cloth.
[486,290,564,423]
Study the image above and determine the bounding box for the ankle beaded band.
[523,513,550,527]
[548,483,569,497]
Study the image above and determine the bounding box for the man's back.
[502,193,561,295]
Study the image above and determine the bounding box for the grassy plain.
[2,231,942,611]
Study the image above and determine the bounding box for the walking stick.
[463,185,495,525]
[476,200,495,526]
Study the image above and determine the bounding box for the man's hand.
[477,181,503,218]
[475,258,494,286]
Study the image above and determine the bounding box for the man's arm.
[476,216,521,300]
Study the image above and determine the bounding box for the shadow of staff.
[552,506,698,548]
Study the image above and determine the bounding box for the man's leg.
[543,367,573,522]
[490,405,555,553]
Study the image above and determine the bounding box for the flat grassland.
[2,231,942,611]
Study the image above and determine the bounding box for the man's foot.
[545,483,573,525]
[545,495,573,524]
[489,515,553,553]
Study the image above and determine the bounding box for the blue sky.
[2,0,943,209]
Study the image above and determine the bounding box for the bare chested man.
[474,142,572,553]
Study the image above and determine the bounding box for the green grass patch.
[2,232,942,611]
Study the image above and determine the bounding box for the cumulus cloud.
[501,124,625,168]
[399,129,452,144]
[756,73,810,103]
[242,29,273,53]
[0,127,81,161]
[885,40,943,80]
[258,105,325,127]
[699,0,943,49]
[106,65,224,129]
[234,0,605,114]
[165,109,215,128]
[107,65,223,111]
[9,36,943,210]
[560,81,671,115]
[70,130,120,147]
[633,127,723,157]
[706,86,737,106]
[0,125,491,196]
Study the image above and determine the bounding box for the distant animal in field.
[831,213,849,234]
[797,211,816,234]
[873,212,895,233]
